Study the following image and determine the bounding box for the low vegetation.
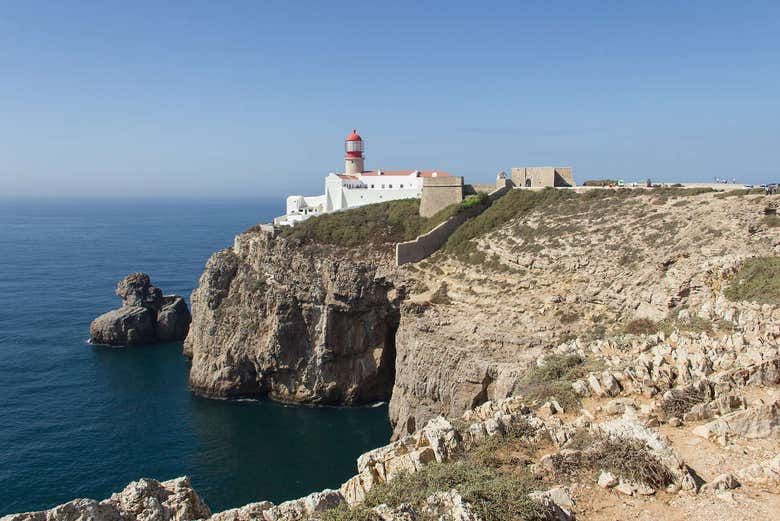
[560,431,675,488]
[660,386,709,418]
[624,314,729,336]
[518,353,603,410]
[320,459,546,521]
[713,188,764,198]
[277,193,492,248]
[445,189,571,263]
[583,179,619,186]
[724,256,780,305]
[623,318,659,335]
[444,187,716,264]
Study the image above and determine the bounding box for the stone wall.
[396,184,511,266]
[511,166,575,188]
[396,213,471,266]
[468,183,496,194]
[419,176,464,217]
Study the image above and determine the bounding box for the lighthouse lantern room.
[344,129,365,175]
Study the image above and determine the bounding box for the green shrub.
[361,461,547,521]
[461,191,491,210]
[724,256,780,305]
[278,199,469,248]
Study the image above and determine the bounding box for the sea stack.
[89,273,191,346]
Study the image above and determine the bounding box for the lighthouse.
[344,129,365,175]
[274,129,457,226]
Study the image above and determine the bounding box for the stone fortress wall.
[511,166,575,188]
[396,176,512,266]
[419,176,465,218]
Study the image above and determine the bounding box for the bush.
[278,199,469,248]
[588,436,675,488]
[518,354,602,409]
[360,461,547,521]
[660,387,709,418]
[623,318,659,335]
[583,179,619,187]
[724,256,780,305]
[556,431,674,489]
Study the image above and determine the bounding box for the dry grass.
[660,387,709,418]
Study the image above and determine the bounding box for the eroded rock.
[90,273,191,346]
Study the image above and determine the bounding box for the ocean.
[0,199,391,515]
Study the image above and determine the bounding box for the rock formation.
[1,477,210,521]
[90,273,191,346]
[184,232,399,403]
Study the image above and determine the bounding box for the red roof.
[359,170,451,178]
[346,129,362,141]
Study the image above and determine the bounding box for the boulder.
[693,401,780,445]
[89,306,156,346]
[89,273,191,346]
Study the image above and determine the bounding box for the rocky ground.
[13,189,778,520]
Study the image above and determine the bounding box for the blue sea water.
[0,199,391,515]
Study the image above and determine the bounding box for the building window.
[389,184,393,188]
[371,184,374,188]
[400,184,404,188]
[381,184,385,189]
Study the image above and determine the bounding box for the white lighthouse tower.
[344,129,365,175]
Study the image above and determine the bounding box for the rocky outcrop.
[0,477,210,521]
[90,273,191,346]
[184,231,400,403]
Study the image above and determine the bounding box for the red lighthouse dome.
[345,129,364,157]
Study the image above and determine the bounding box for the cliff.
[388,189,780,438]
[184,230,401,404]
[185,190,779,435]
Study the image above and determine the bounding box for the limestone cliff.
[389,189,780,438]
[184,230,400,404]
[186,190,779,438]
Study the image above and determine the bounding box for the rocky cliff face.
[389,190,780,438]
[184,231,401,404]
[185,191,779,439]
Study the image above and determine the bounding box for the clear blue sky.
[1,1,778,198]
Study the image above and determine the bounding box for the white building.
[274,130,450,226]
